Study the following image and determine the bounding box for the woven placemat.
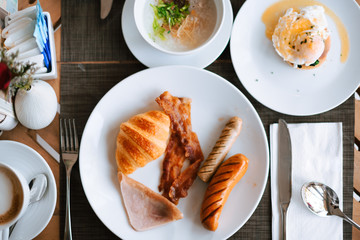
[61,0,129,62]
[61,0,354,239]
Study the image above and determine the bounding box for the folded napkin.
[270,122,343,240]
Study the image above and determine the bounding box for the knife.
[100,0,113,19]
[278,119,292,240]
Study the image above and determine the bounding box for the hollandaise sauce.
[262,0,349,63]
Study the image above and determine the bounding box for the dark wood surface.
[60,0,354,239]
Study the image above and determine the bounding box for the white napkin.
[270,122,343,240]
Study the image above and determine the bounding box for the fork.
[60,119,79,240]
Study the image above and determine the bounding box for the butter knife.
[100,0,113,19]
[278,119,292,240]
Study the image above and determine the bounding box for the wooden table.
[1,0,359,239]
[0,0,61,239]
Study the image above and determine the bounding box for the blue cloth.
[33,0,51,71]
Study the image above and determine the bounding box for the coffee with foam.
[0,166,24,225]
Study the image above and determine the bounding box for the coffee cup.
[0,163,30,240]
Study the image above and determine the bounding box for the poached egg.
[272,6,330,67]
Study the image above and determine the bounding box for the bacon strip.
[158,134,186,197]
[156,91,204,204]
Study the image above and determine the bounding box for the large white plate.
[121,0,233,68]
[79,66,269,240]
[231,0,360,116]
[0,140,57,240]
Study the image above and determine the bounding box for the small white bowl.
[134,0,225,55]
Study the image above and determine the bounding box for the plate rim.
[79,65,270,239]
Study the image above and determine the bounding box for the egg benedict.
[272,6,330,69]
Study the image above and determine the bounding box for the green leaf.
[310,60,320,66]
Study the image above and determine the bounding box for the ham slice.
[118,172,183,231]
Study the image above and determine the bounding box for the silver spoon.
[8,174,48,236]
[301,181,360,230]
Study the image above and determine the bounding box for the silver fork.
[60,119,79,240]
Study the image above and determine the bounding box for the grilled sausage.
[200,154,249,231]
[198,116,242,182]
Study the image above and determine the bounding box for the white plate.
[79,66,269,240]
[0,140,57,240]
[121,0,233,68]
[230,0,360,116]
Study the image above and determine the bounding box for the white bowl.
[134,0,225,55]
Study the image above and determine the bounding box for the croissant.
[116,110,170,174]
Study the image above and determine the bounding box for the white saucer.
[0,140,57,240]
[121,0,233,68]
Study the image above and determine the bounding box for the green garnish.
[310,60,320,66]
[151,0,190,40]
[152,17,166,40]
